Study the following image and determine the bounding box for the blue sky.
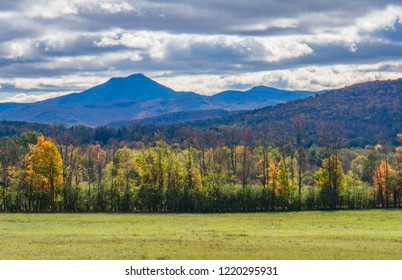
[1,0,402,102]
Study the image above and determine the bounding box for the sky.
[1,0,402,102]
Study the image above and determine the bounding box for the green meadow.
[0,210,401,260]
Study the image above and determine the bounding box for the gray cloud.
[1,0,402,100]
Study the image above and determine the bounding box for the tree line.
[0,127,401,213]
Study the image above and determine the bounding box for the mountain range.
[0,74,315,126]
[0,75,401,145]
[198,78,402,144]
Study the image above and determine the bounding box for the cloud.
[0,92,71,103]
[154,60,402,94]
[1,0,402,102]
[25,0,137,19]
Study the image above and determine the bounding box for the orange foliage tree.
[373,159,394,208]
[27,135,63,211]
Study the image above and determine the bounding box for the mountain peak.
[128,73,146,78]
[106,73,152,84]
[77,73,178,103]
[249,86,278,92]
[0,73,318,127]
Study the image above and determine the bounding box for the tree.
[114,147,138,212]
[165,148,185,212]
[26,136,63,211]
[292,116,308,210]
[393,133,402,207]
[136,143,168,211]
[373,159,394,208]
[94,145,107,211]
[314,155,345,209]
[61,145,83,212]
[0,133,38,211]
[276,160,296,209]
[343,171,373,209]
[0,137,21,211]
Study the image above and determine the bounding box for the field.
[0,210,401,260]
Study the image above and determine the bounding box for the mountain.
[210,86,314,110]
[1,78,401,146]
[0,74,315,126]
[108,109,240,127]
[0,74,214,126]
[42,73,197,105]
[197,79,402,145]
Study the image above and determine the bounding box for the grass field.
[0,210,401,260]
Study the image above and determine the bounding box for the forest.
[0,118,401,213]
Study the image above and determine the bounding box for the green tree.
[314,155,345,209]
[343,171,373,209]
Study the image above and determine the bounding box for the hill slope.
[198,79,402,144]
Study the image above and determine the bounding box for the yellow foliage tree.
[27,135,63,211]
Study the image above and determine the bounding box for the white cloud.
[94,30,314,63]
[232,18,299,32]
[27,0,78,19]
[154,60,402,94]
[357,5,402,32]
[98,1,135,13]
[251,37,313,62]
[0,92,71,103]
[1,74,108,92]
[2,39,36,59]
[25,0,136,19]
[0,11,14,19]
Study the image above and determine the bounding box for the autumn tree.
[267,153,280,210]
[136,143,168,211]
[394,134,402,207]
[314,155,345,209]
[343,171,373,209]
[94,145,107,211]
[27,136,63,211]
[276,160,296,209]
[0,132,38,211]
[0,137,22,211]
[61,145,83,212]
[165,147,185,212]
[182,148,202,211]
[373,159,396,208]
[113,147,138,212]
[81,144,108,211]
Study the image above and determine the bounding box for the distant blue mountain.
[211,86,315,110]
[0,73,316,126]
[43,74,198,106]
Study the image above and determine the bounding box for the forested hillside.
[197,79,402,145]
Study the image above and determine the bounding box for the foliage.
[314,155,345,209]
[26,136,63,211]
[343,171,374,209]
[0,130,402,212]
